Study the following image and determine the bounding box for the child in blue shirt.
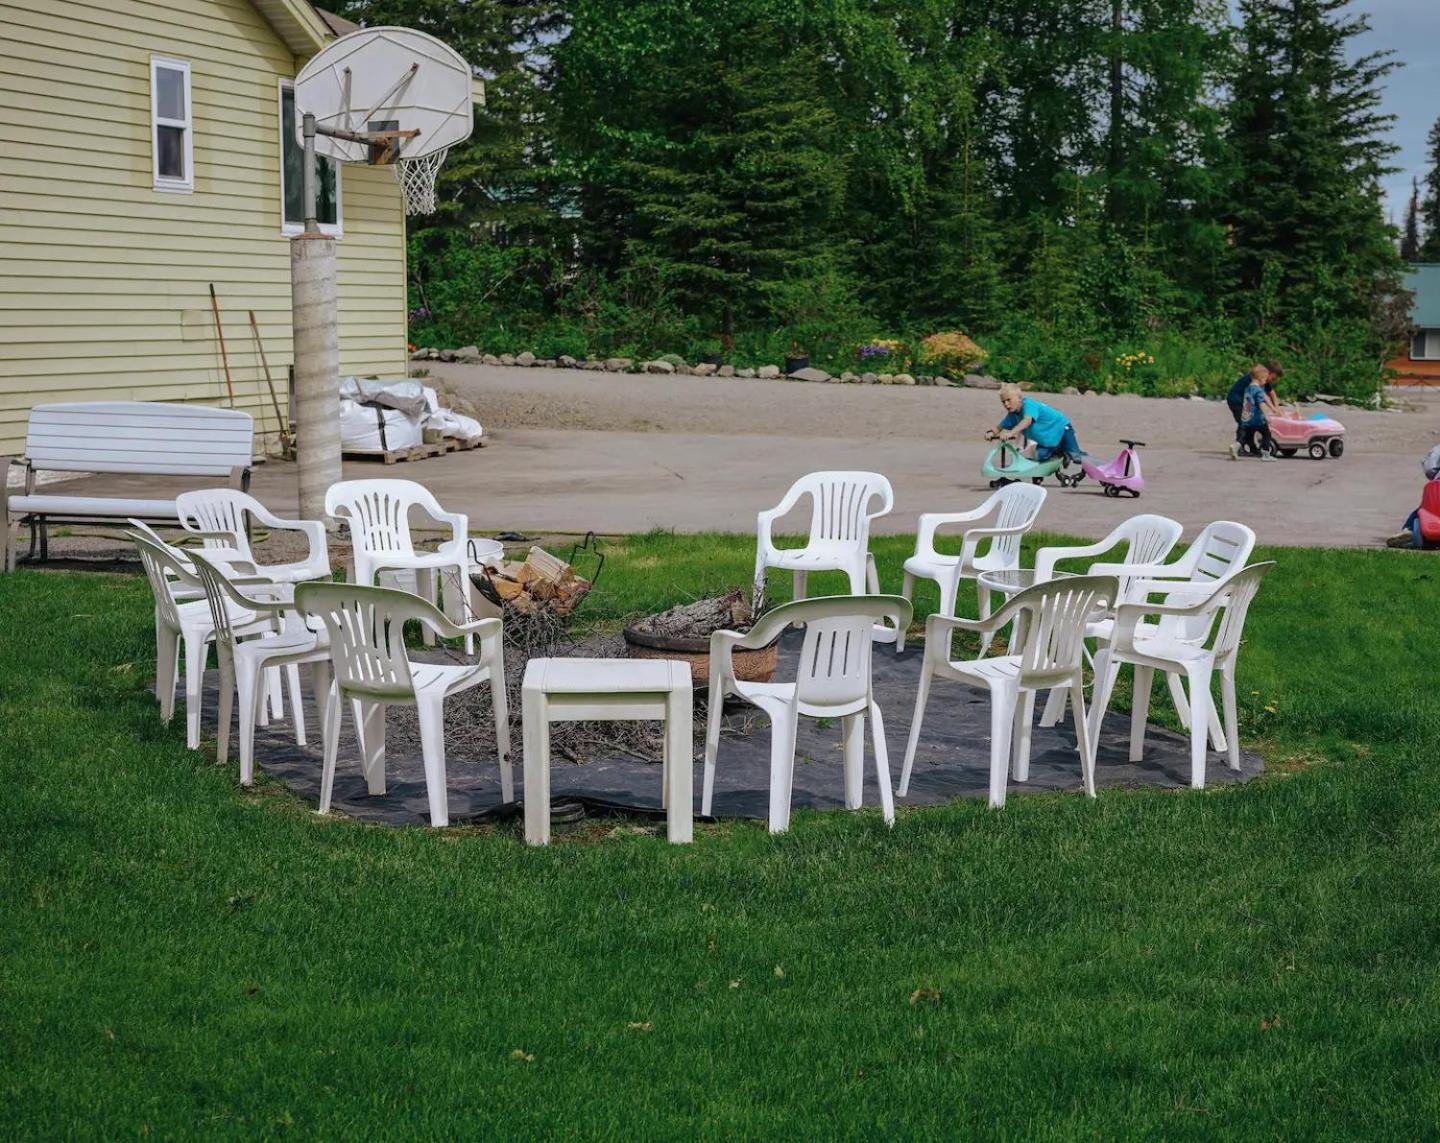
[1229,372,1279,461]
[985,383,1085,462]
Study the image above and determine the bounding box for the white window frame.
[278,79,343,237]
[150,56,194,193]
[1412,328,1440,361]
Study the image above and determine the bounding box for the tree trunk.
[290,232,340,522]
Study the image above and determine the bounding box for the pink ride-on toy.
[1266,411,1346,459]
[1080,439,1145,498]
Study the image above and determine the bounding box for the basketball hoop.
[294,26,474,221]
[395,147,448,215]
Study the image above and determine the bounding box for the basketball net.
[395,147,448,215]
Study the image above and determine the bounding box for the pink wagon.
[1266,412,1345,460]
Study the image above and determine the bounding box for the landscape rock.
[438,349,458,363]
[718,365,736,377]
[737,368,756,378]
[456,345,481,363]
[676,363,692,374]
[605,357,632,372]
[410,347,430,360]
[878,373,895,384]
[558,354,578,368]
[789,366,831,383]
[644,359,675,374]
[515,351,537,367]
[1062,386,1081,395]
[482,353,501,366]
[963,373,1000,389]
[757,365,781,379]
[893,373,916,386]
[839,371,857,383]
[498,353,516,366]
[581,359,605,371]
[862,372,880,384]
[692,363,717,376]
[539,358,557,369]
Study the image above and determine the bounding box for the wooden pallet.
[342,436,485,464]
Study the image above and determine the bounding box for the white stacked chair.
[897,483,1046,652]
[324,479,481,653]
[704,594,912,833]
[1090,563,1273,788]
[753,471,893,603]
[177,489,330,584]
[295,582,510,828]
[900,575,1118,808]
[189,551,332,787]
[1032,513,1184,728]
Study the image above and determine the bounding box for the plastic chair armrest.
[915,507,991,559]
[421,611,502,643]
[1088,559,1186,580]
[1035,536,1119,579]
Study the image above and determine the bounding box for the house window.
[151,57,193,192]
[280,81,341,235]
[1412,329,1440,361]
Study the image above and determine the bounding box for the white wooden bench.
[3,401,254,570]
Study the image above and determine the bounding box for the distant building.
[1390,264,1440,385]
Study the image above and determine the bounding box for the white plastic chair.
[189,551,332,787]
[130,532,283,750]
[1033,513,1184,727]
[703,594,913,833]
[177,489,330,584]
[294,582,510,828]
[754,472,893,604]
[1085,520,1256,745]
[1089,562,1273,788]
[899,575,1118,808]
[324,479,478,652]
[897,483,1046,652]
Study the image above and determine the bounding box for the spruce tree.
[1225,0,1402,329]
[1401,179,1421,262]
[1419,116,1440,261]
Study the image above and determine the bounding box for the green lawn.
[2,534,1438,1136]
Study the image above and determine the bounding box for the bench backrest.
[24,402,254,477]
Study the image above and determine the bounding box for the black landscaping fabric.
[214,629,1261,826]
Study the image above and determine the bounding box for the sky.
[1349,1,1439,221]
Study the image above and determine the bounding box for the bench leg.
[522,689,550,845]
[665,687,693,844]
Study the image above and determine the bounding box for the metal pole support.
[302,112,319,235]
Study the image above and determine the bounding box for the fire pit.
[623,589,777,686]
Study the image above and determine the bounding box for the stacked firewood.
[477,546,590,616]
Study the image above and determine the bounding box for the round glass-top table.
[975,568,1073,596]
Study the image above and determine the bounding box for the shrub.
[916,331,988,376]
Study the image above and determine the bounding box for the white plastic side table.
[521,658,693,845]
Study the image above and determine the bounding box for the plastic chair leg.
[1012,689,1037,781]
[1129,666,1154,763]
[157,629,180,723]
[766,707,800,834]
[183,631,207,749]
[898,660,935,797]
[841,712,864,810]
[1221,667,1241,771]
[792,569,808,602]
[489,653,514,803]
[418,568,437,646]
[352,700,387,795]
[1186,665,1213,789]
[1070,681,1096,797]
[416,695,449,827]
[987,682,1017,808]
[1167,671,1191,729]
[897,572,915,652]
[869,701,895,826]
[237,658,265,786]
[216,651,235,767]
[1039,685,1067,729]
[702,690,724,816]
[265,664,285,722]
[318,681,341,815]
[976,582,995,655]
[286,663,307,746]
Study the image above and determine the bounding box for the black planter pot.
[785,355,810,374]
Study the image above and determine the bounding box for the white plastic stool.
[522,658,693,845]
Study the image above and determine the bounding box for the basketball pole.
[291,112,340,522]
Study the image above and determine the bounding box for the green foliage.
[385,0,1404,403]
[1419,115,1440,262]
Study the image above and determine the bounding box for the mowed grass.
[2,534,1439,1137]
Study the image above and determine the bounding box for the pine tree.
[1225,0,1403,329]
[1419,116,1440,261]
[1401,179,1421,262]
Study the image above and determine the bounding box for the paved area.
[24,365,1440,547]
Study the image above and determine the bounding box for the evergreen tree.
[1225,0,1402,330]
[1401,178,1421,262]
[1419,116,1440,261]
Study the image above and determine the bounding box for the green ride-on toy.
[981,440,1082,488]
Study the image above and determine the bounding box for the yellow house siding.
[0,0,409,455]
